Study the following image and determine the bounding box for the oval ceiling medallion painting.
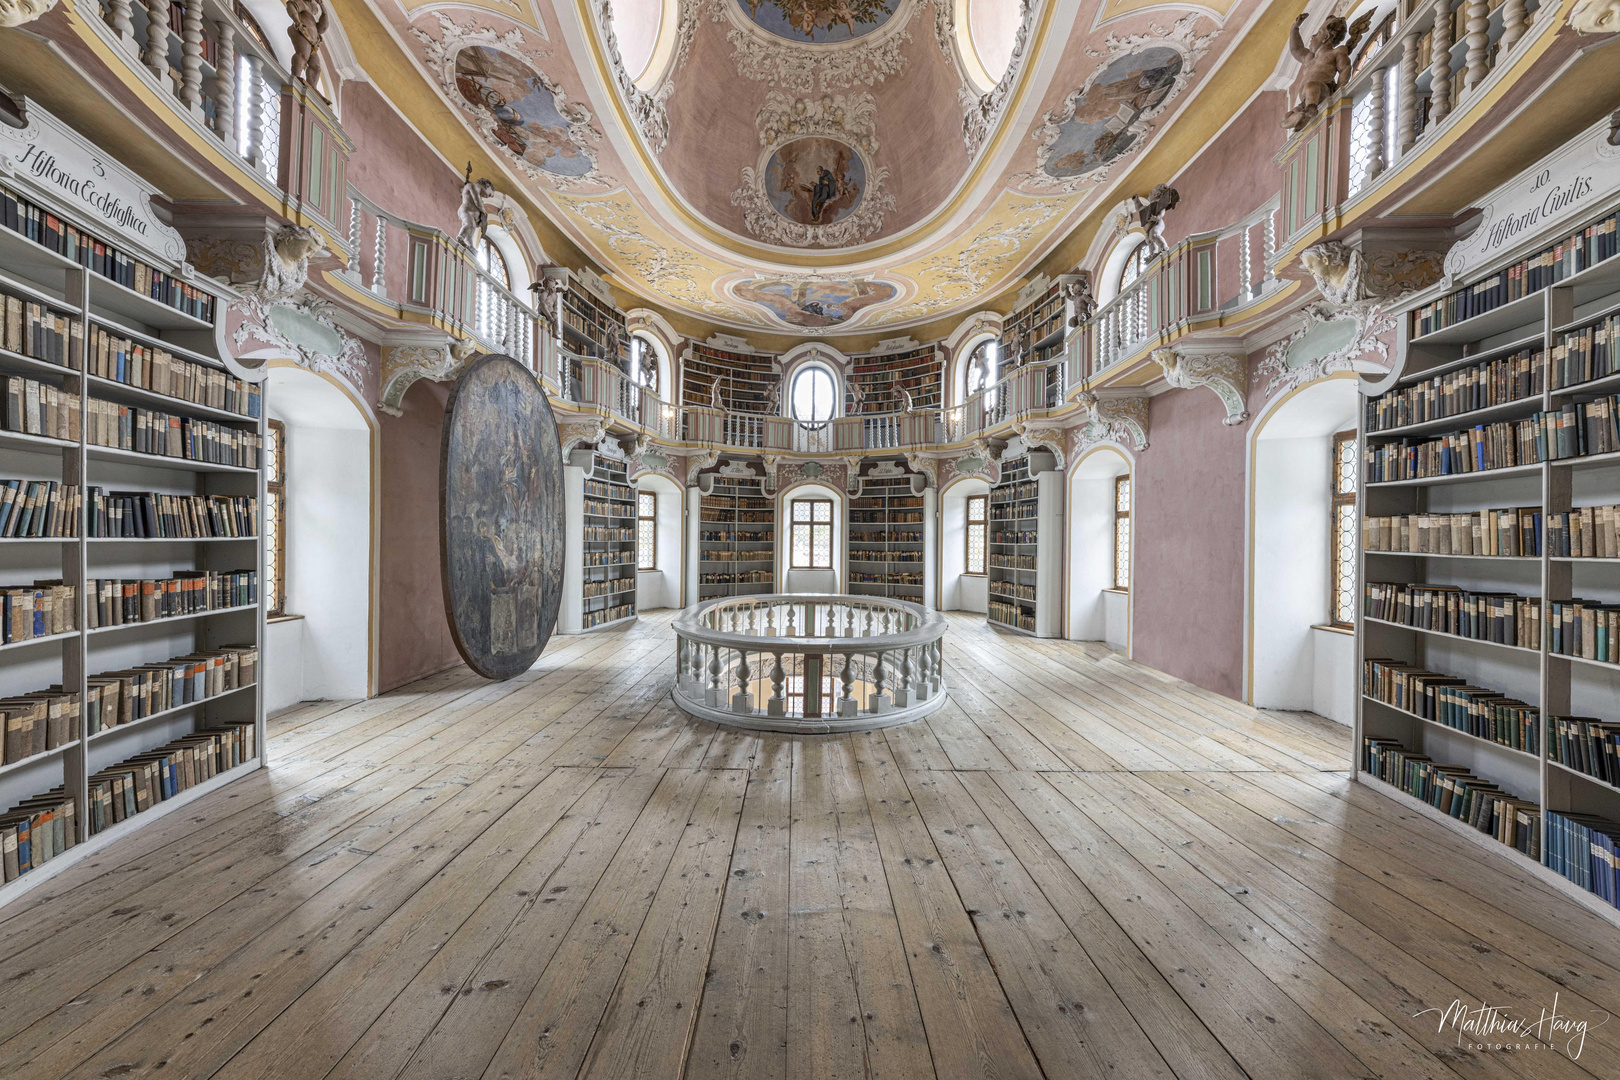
[734,276,898,328]
[739,0,901,43]
[454,46,593,179]
[765,137,866,228]
[1041,46,1183,180]
[441,354,565,681]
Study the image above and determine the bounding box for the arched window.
[1118,239,1149,292]
[790,364,838,428]
[964,338,998,408]
[630,334,658,395]
[474,235,510,343]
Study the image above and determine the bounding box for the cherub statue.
[847,377,867,415]
[286,0,329,88]
[456,164,496,249]
[709,380,724,411]
[1132,184,1180,256]
[1063,275,1095,327]
[0,0,55,30]
[898,387,914,413]
[1569,0,1620,34]
[1282,11,1374,132]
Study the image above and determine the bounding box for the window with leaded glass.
[637,491,657,570]
[1331,430,1358,627]
[965,494,987,575]
[1113,475,1131,591]
[266,418,286,616]
[791,498,832,569]
[473,236,510,343]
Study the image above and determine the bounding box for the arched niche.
[1246,374,1358,723]
[940,475,990,613]
[1067,444,1132,649]
[776,480,845,593]
[264,363,377,711]
[635,472,685,610]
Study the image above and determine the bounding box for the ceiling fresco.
[377,0,1269,333]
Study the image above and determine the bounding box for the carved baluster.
[895,648,912,707]
[916,644,931,701]
[768,652,786,717]
[107,0,134,42]
[213,24,235,143]
[707,643,722,708]
[180,1,204,110]
[1367,70,1387,180]
[839,651,855,716]
[144,0,172,85]
[1398,34,1419,151]
[1500,0,1528,51]
[1463,0,1488,93]
[372,217,387,295]
[1429,0,1452,125]
[869,652,888,713]
[733,650,752,714]
[933,640,944,695]
[347,198,361,253]
[1239,225,1252,301]
[241,54,263,164]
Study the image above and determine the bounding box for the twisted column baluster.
[1398,34,1419,152]
[1500,0,1528,51]
[1429,0,1452,125]
[144,0,171,84]
[180,1,203,110]
[213,25,235,143]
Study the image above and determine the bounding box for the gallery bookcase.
[683,344,779,414]
[0,158,266,902]
[560,280,628,365]
[847,471,926,601]
[697,475,774,600]
[847,345,942,414]
[987,456,1039,633]
[579,452,637,631]
[1354,160,1620,926]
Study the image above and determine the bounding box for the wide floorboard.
[1,612,1614,1079]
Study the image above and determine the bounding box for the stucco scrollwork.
[1152,348,1249,426]
[1568,0,1620,34]
[904,452,938,489]
[732,92,895,248]
[686,447,722,485]
[698,0,914,94]
[1012,422,1067,470]
[379,340,467,416]
[960,0,1036,155]
[0,0,56,27]
[559,416,610,459]
[1075,392,1149,451]
[1299,240,1443,314]
[590,0,670,151]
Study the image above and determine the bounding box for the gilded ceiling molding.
[732,92,894,248]
[409,13,609,191]
[960,0,1036,155]
[1018,13,1217,194]
[1075,392,1149,450]
[587,0,671,152]
[1151,347,1249,425]
[882,198,1066,321]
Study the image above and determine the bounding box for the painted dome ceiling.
[372,0,1272,333]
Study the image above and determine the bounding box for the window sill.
[1311,623,1354,636]
[1102,588,1129,595]
[962,572,986,578]
[269,613,305,624]
[636,568,658,574]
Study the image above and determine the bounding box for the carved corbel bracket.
[686,447,721,486]
[903,452,939,489]
[558,415,609,460]
[1153,347,1249,426]
[1076,392,1150,451]
[1012,422,1068,470]
[379,341,460,416]
[844,456,866,496]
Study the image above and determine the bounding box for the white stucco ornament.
[0,0,54,28]
[1568,0,1620,34]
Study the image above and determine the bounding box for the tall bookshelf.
[1355,166,1620,925]
[683,344,779,414]
[1000,280,1067,408]
[0,149,265,901]
[987,456,1039,633]
[848,471,926,600]
[698,475,774,599]
[560,280,628,365]
[581,453,636,631]
[848,346,942,414]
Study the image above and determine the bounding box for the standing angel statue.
[1282,11,1374,132]
[1132,184,1180,256]
[286,0,329,87]
[456,164,496,250]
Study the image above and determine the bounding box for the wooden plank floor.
[1,611,1615,1079]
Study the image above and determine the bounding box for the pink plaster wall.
[342,82,462,237]
[1129,384,1248,698]
[378,378,463,691]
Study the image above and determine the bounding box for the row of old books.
[988,601,1034,631]
[583,526,633,542]
[991,529,1037,544]
[581,580,632,599]
[581,604,632,628]
[1363,737,1541,857]
[87,489,256,539]
[1546,810,1620,907]
[88,646,257,735]
[1,582,75,643]
[1412,209,1619,336]
[583,499,630,519]
[1545,600,1620,664]
[582,550,634,566]
[1361,418,1537,481]
[582,479,630,501]
[1,293,80,368]
[990,553,1037,569]
[1362,506,1540,556]
[0,181,217,323]
[990,581,1037,601]
[1362,658,1539,753]
[1363,582,1537,647]
[1550,311,1618,390]
[86,399,261,468]
[698,550,770,562]
[1547,502,1620,557]
[2,374,80,442]
[87,723,256,836]
[1365,347,1544,431]
[85,570,255,627]
[0,479,79,539]
[1549,717,1620,789]
[699,530,776,542]
[0,791,74,882]
[89,326,261,417]
[698,570,772,585]
[2,689,76,765]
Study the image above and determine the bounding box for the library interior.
[1,0,1620,1075]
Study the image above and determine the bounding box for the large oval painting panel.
[739,0,901,43]
[454,46,594,179]
[1041,46,1183,180]
[441,355,565,680]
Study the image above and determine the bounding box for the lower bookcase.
[561,446,638,634]
[847,468,927,602]
[697,474,773,601]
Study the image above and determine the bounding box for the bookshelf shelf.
[0,156,265,900]
[578,452,637,632]
[847,468,925,600]
[1361,696,1539,762]
[1547,757,1620,797]
[988,455,1047,634]
[1356,180,1620,921]
[683,345,779,414]
[847,346,942,415]
[698,474,774,600]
